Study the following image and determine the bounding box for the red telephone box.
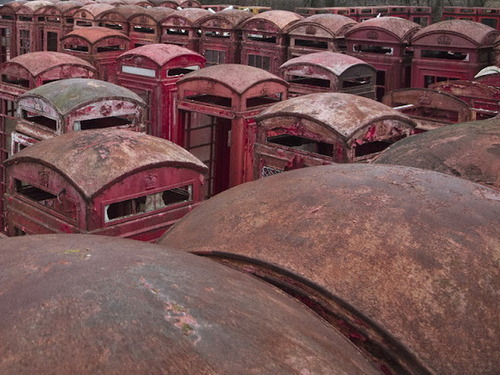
[253,92,415,178]
[116,43,205,139]
[429,80,500,119]
[411,20,499,88]
[345,17,421,100]
[280,51,376,99]
[35,2,83,52]
[198,9,252,65]
[15,1,53,55]
[477,7,500,30]
[176,64,288,196]
[382,88,474,131]
[60,26,130,82]
[160,8,211,52]
[97,5,144,35]
[286,14,357,58]
[128,7,174,47]
[11,78,145,153]
[4,129,207,241]
[441,6,477,22]
[0,1,26,62]
[240,10,303,75]
[73,4,114,28]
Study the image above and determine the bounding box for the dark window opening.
[79,116,132,130]
[16,179,56,202]
[97,44,124,53]
[354,44,393,55]
[342,76,372,88]
[47,31,58,51]
[289,75,330,88]
[105,185,193,222]
[421,50,468,60]
[294,38,328,49]
[186,94,232,107]
[14,226,26,236]
[205,49,226,65]
[47,17,60,23]
[248,54,270,71]
[268,134,333,157]
[19,16,32,22]
[65,44,89,52]
[22,110,57,131]
[166,28,188,36]
[2,75,29,88]
[133,25,154,34]
[247,34,276,43]
[66,18,74,24]
[481,18,497,28]
[1,16,14,20]
[354,141,391,157]
[205,31,230,38]
[167,67,198,76]
[76,20,92,27]
[247,94,281,108]
[103,23,123,30]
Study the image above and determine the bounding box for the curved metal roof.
[61,26,130,45]
[178,64,287,96]
[16,0,53,14]
[287,14,357,36]
[198,9,252,29]
[19,78,144,116]
[1,52,96,78]
[158,163,500,375]
[346,16,421,42]
[6,129,207,199]
[411,19,499,46]
[0,234,380,375]
[96,4,144,20]
[241,10,303,31]
[35,1,83,15]
[161,8,210,25]
[256,92,415,140]
[376,118,500,189]
[75,3,114,18]
[128,6,174,22]
[118,43,204,67]
[280,51,376,78]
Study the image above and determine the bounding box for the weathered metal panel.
[158,163,500,375]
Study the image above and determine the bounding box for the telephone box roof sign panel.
[345,16,421,43]
[256,92,415,142]
[376,118,500,190]
[178,63,288,96]
[62,26,131,47]
[1,51,96,80]
[121,0,153,6]
[241,10,304,32]
[198,9,253,30]
[411,19,499,48]
[382,88,474,130]
[6,129,207,199]
[0,234,381,375]
[158,163,500,375]
[280,51,376,80]
[19,78,144,117]
[287,14,357,38]
[118,42,204,68]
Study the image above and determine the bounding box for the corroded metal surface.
[0,52,96,78]
[256,92,415,141]
[62,26,130,45]
[74,3,114,19]
[198,9,252,29]
[346,16,421,42]
[178,63,287,95]
[161,8,210,25]
[376,118,500,189]
[159,164,500,375]
[411,19,499,46]
[118,43,203,68]
[5,129,207,199]
[280,51,376,78]
[20,78,144,116]
[0,234,380,375]
[96,4,144,22]
[241,10,303,31]
[287,14,357,37]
